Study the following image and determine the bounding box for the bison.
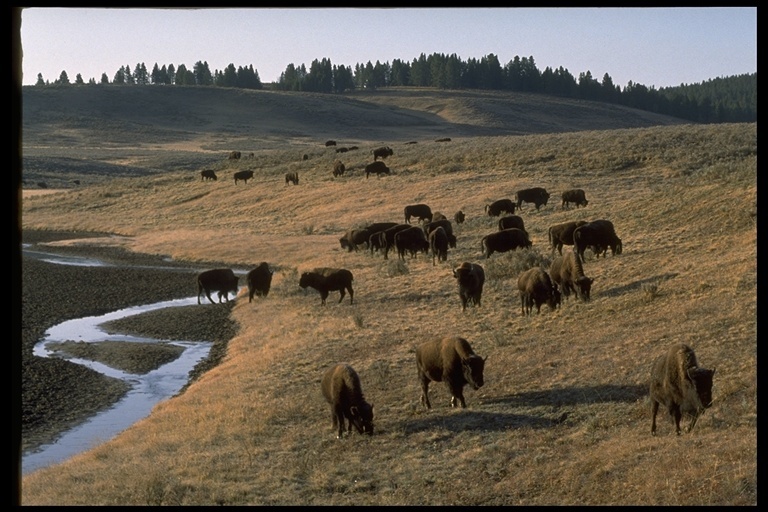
[395,226,430,261]
[650,344,715,436]
[376,224,412,259]
[485,198,516,217]
[365,161,390,179]
[416,336,486,409]
[200,169,217,181]
[302,154,309,161]
[431,212,447,222]
[481,228,532,258]
[228,150,241,160]
[549,250,593,302]
[363,222,400,255]
[299,268,354,305]
[333,160,345,177]
[435,137,451,142]
[452,261,485,311]
[339,228,371,252]
[517,267,561,316]
[573,219,623,261]
[285,172,299,185]
[561,188,589,209]
[197,268,239,305]
[429,226,449,265]
[247,262,273,302]
[498,215,526,232]
[335,147,349,153]
[325,140,337,147]
[548,220,588,256]
[234,170,254,184]
[424,219,456,248]
[404,203,433,224]
[454,210,466,224]
[321,363,374,439]
[372,146,394,161]
[516,187,550,210]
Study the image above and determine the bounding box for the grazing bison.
[516,187,550,210]
[429,226,449,265]
[573,219,623,261]
[333,160,346,177]
[200,169,217,181]
[335,147,349,153]
[395,226,430,261]
[302,154,309,161]
[321,363,374,439]
[234,170,254,184]
[424,219,456,248]
[348,146,359,151]
[404,203,433,224]
[548,220,588,256]
[376,224,412,259]
[498,215,526,233]
[228,151,241,160]
[549,250,593,302]
[485,198,516,217]
[197,268,239,305]
[247,262,273,302]
[454,210,465,224]
[416,336,486,409]
[339,228,371,252]
[372,146,394,161]
[365,161,390,179]
[435,137,452,142]
[561,188,589,209]
[650,344,715,436]
[517,267,561,316]
[362,222,399,255]
[452,262,485,311]
[481,228,532,258]
[325,140,337,147]
[285,172,299,185]
[299,268,354,305]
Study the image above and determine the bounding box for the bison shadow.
[598,272,678,298]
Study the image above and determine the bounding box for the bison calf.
[321,363,374,439]
[299,268,354,305]
[197,268,239,305]
[650,344,715,436]
[416,336,486,409]
[247,262,273,302]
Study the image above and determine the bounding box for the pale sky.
[19,7,756,89]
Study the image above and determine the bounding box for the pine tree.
[100,73,109,84]
[35,73,45,86]
[56,70,70,85]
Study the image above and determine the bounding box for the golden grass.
[20,95,756,506]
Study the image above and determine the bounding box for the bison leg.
[337,288,346,303]
[670,404,683,435]
[347,286,354,305]
[419,375,432,409]
[686,413,700,434]
[204,289,216,304]
[651,400,659,435]
[332,405,345,439]
[450,386,467,408]
[320,290,329,305]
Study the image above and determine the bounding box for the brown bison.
[247,262,273,302]
[200,169,217,181]
[429,226,449,265]
[424,219,457,248]
[573,219,623,261]
[517,267,561,316]
[431,212,448,222]
[285,172,299,185]
[395,226,430,260]
[302,154,309,161]
[375,224,412,259]
[549,250,593,302]
[332,160,345,177]
[498,215,526,232]
[228,150,241,160]
[233,170,254,184]
[650,344,715,436]
[404,203,433,224]
[454,210,466,224]
[325,140,337,147]
[416,336,486,409]
[299,268,354,305]
[321,364,374,439]
[548,220,588,256]
[485,198,516,217]
[372,146,394,160]
[197,268,239,305]
[365,161,390,178]
[516,187,550,210]
[561,188,589,209]
[335,147,349,153]
[452,261,485,311]
[435,137,452,142]
[339,228,371,252]
[481,228,531,258]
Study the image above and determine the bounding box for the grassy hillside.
[19,86,756,505]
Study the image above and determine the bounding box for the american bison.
[452,261,485,311]
[561,188,589,209]
[365,161,390,179]
[435,137,452,142]
[548,220,588,256]
[650,344,715,436]
[517,267,561,316]
[395,226,430,261]
[376,224,412,260]
[573,219,623,261]
[516,187,550,210]
[481,228,531,258]
[549,250,593,302]
[335,147,349,153]
[454,210,466,224]
[424,219,456,248]
[362,222,399,255]
[415,336,486,409]
[321,363,374,439]
[302,154,309,160]
[332,160,345,177]
[325,140,337,147]
[197,268,239,305]
[429,226,449,265]
[299,268,354,305]
[285,172,299,185]
[234,170,254,184]
[228,151,241,160]
[200,169,217,181]
[431,212,447,222]
[404,203,433,224]
[485,198,516,217]
[339,228,371,252]
[247,262,273,302]
[372,146,394,160]
[498,215,526,232]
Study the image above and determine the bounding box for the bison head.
[462,354,486,390]
[575,276,594,301]
[687,367,716,412]
[349,403,374,435]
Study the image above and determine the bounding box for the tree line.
[34,53,756,124]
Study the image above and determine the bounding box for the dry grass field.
[19,86,756,505]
